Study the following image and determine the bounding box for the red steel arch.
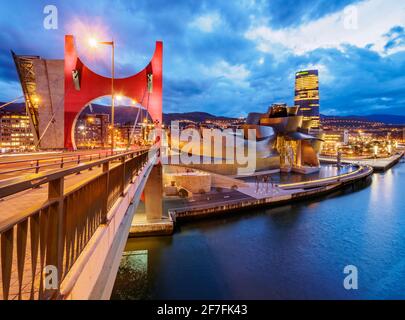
[64,35,163,149]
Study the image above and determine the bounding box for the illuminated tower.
[294,70,320,131]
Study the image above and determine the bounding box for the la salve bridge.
[0,35,164,300]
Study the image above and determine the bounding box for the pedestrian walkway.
[0,164,112,226]
[0,161,122,300]
[238,182,293,200]
[319,151,404,171]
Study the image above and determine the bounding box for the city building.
[295,70,320,131]
[321,129,349,156]
[0,112,34,152]
[168,104,322,175]
[75,114,109,149]
[248,104,322,173]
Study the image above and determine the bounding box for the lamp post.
[89,38,115,153]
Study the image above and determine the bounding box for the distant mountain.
[0,104,234,125]
[1,102,404,125]
[80,104,140,125]
[321,114,405,125]
[0,102,140,125]
[163,111,236,124]
[0,102,25,114]
[351,114,405,125]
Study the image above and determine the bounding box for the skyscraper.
[294,70,320,131]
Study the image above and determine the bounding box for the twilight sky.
[0,0,404,117]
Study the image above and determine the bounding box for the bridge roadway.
[0,149,122,181]
[0,149,147,227]
[0,147,158,300]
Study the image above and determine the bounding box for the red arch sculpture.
[64,35,163,149]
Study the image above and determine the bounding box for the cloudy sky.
[0,0,404,116]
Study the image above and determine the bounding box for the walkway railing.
[0,147,155,300]
[278,165,373,190]
[0,150,125,177]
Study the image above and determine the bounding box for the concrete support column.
[144,163,163,221]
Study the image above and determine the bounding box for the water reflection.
[112,251,149,300]
[112,163,405,300]
[241,164,357,184]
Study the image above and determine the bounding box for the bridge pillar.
[144,163,163,220]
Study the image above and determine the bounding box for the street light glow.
[88,37,98,48]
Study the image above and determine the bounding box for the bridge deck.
[0,149,154,300]
[0,162,120,226]
[0,163,123,300]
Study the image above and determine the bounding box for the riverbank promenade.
[166,165,373,222]
[319,151,404,172]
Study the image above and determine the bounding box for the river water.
[112,162,405,300]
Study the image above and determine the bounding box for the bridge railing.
[0,150,127,176]
[0,147,155,300]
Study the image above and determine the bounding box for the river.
[112,162,405,300]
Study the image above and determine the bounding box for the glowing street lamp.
[374,145,379,157]
[32,96,40,104]
[88,38,98,48]
[88,37,115,152]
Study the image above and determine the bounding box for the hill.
[1,102,404,125]
[321,114,405,125]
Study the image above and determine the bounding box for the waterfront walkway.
[168,165,373,221]
[319,151,404,172]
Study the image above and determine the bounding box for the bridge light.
[32,96,40,104]
[88,38,98,48]
[116,95,123,102]
[131,99,137,105]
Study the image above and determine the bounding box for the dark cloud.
[264,0,364,29]
[384,26,405,52]
[0,0,404,116]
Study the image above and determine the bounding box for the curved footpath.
[169,165,374,222]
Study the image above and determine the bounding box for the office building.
[295,70,320,131]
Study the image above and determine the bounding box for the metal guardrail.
[278,165,373,190]
[0,150,129,176]
[0,147,156,300]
